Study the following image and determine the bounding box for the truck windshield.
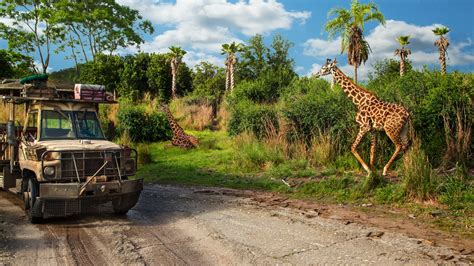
[40,110,105,140]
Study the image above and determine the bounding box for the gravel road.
[0,184,472,265]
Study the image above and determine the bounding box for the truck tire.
[24,178,43,224]
[112,192,140,215]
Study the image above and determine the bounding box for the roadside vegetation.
[0,0,472,238]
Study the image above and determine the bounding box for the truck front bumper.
[34,179,143,218]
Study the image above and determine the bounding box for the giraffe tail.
[401,116,414,151]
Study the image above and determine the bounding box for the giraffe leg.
[351,127,371,175]
[383,128,403,176]
[370,131,377,170]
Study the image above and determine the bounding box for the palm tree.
[433,27,450,75]
[168,46,187,98]
[221,42,244,92]
[394,35,411,76]
[325,0,385,83]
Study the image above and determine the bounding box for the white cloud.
[117,0,310,67]
[303,20,474,81]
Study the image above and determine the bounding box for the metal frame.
[41,149,137,181]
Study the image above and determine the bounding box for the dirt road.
[0,184,472,265]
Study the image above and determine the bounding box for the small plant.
[137,143,152,165]
[118,130,132,147]
[401,137,436,201]
[309,132,333,167]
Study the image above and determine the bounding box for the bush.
[228,100,279,138]
[117,106,171,142]
[368,68,473,168]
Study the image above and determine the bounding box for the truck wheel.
[25,178,42,224]
[112,193,139,215]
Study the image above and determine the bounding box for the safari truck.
[0,75,143,223]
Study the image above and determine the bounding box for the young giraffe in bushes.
[160,104,199,149]
[314,59,411,176]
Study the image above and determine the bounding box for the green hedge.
[117,106,171,142]
[228,100,279,138]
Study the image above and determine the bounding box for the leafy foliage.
[79,54,124,93]
[117,105,171,143]
[325,0,385,82]
[0,0,66,73]
[228,100,279,138]
[0,49,35,78]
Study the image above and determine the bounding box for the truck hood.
[36,140,122,151]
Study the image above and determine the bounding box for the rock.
[366,231,384,238]
[408,214,416,219]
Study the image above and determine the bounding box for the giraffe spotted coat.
[314,59,411,176]
[160,104,199,149]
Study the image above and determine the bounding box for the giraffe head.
[313,58,337,78]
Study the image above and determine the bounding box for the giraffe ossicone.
[314,58,411,176]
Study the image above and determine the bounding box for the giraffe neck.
[162,106,185,135]
[332,66,376,107]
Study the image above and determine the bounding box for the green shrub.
[438,169,474,210]
[228,100,279,138]
[368,68,473,168]
[280,78,355,150]
[117,106,171,142]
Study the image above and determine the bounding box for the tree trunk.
[440,52,447,75]
[225,68,230,92]
[354,64,358,83]
[400,56,405,77]
[171,59,178,99]
[230,63,235,92]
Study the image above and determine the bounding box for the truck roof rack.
[0,78,116,104]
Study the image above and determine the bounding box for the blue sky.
[2,0,473,80]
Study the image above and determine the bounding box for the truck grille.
[60,151,121,179]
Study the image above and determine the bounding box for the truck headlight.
[125,160,135,173]
[43,166,55,176]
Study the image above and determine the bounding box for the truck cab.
[0,77,143,223]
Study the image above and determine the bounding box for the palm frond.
[397,35,410,46]
[433,26,450,36]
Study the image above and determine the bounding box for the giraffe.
[160,104,199,149]
[314,59,411,176]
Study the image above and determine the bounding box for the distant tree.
[192,62,226,101]
[147,53,173,101]
[238,34,268,80]
[79,54,124,93]
[0,0,66,74]
[168,46,187,99]
[325,0,386,83]
[120,53,151,100]
[266,34,296,87]
[221,42,244,92]
[53,0,153,68]
[394,36,411,76]
[0,49,35,78]
[433,27,450,75]
[192,62,226,119]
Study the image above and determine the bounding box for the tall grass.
[233,118,336,175]
[401,137,436,201]
[170,98,213,130]
[0,103,26,124]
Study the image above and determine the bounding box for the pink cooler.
[74,84,105,101]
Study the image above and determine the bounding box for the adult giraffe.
[314,59,411,176]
